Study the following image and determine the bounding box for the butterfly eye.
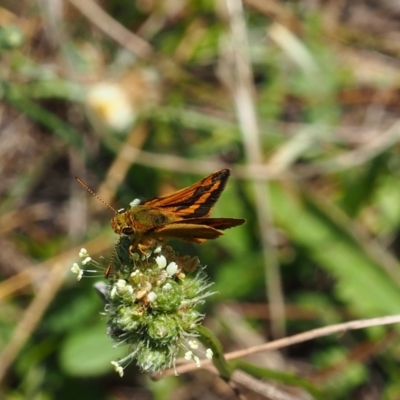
[122,227,134,235]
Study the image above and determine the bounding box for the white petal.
[147,292,157,302]
[166,262,178,276]
[82,256,92,265]
[79,248,88,258]
[156,255,167,269]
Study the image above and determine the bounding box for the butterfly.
[77,169,245,276]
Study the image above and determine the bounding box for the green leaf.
[270,181,400,318]
[60,323,126,377]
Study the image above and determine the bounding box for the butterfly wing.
[142,169,231,219]
[152,217,245,242]
[152,223,223,242]
[167,217,246,230]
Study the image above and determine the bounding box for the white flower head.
[206,348,213,359]
[111,361,124,377]
[82,256,92,265]
[130,270,139,278]
[125,285,134,295]
[154,246,162,254]
[116,279,127,291]
[71,263,83,281]
[162,283,172,291]
[147,291,157,302]
[79,248,88,258]
[193,355,201,368]
[110,285,117,299]
[155,255,167,269]
[86,82,135,131]
[114,280,133,297]
[184,349,201,367]
[166,262,178,277]
[188,340,198,349]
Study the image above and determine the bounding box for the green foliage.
[60,323,126,377]
[312,347,368,397]
[270,181,400,317]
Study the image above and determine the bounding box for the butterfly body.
[111,205,178,236]
[111,169,245,249]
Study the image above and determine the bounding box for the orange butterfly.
[77,169,245,276]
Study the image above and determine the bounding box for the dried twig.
[221,0,285,338]
[232,369,303,400]
[157,314,400,378]
[68,0,153,59]
[314,120,400,172]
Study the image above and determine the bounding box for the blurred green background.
[3,0,400,399]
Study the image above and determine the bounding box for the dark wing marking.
[143,169,231,219]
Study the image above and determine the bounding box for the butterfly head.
[111,208,135,235]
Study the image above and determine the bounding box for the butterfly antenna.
[75,177,117,214]
[105,238,120,278]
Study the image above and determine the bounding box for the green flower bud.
[182,272,209,299]
[110,304,143,333]
[136,344,172,372]
[150,280,183,312]
[147,314,179,343]
[179,309,204,331]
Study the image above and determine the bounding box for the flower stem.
[195,325,232,380]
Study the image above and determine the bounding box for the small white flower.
[116,279,127,291]
[147,291,157,302]
[71,263,80,274]
[82,256,92,265]
[162,283,172,291]
[154,246,162,254]
[193,355,201,368]
[166,262,178,276]
[71,263,83,281]
[130,198,141,207]
[110,285,117,299]
[86,82,135,131]
[111,361,124,377]
[206,349,213,359]
[115,280,134,296]
[79,248,88,258]
[188,340,198,349]
[125,285,134,295]
[184,350,201,367]
[155,255,167,269]
[130,270,139,277]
